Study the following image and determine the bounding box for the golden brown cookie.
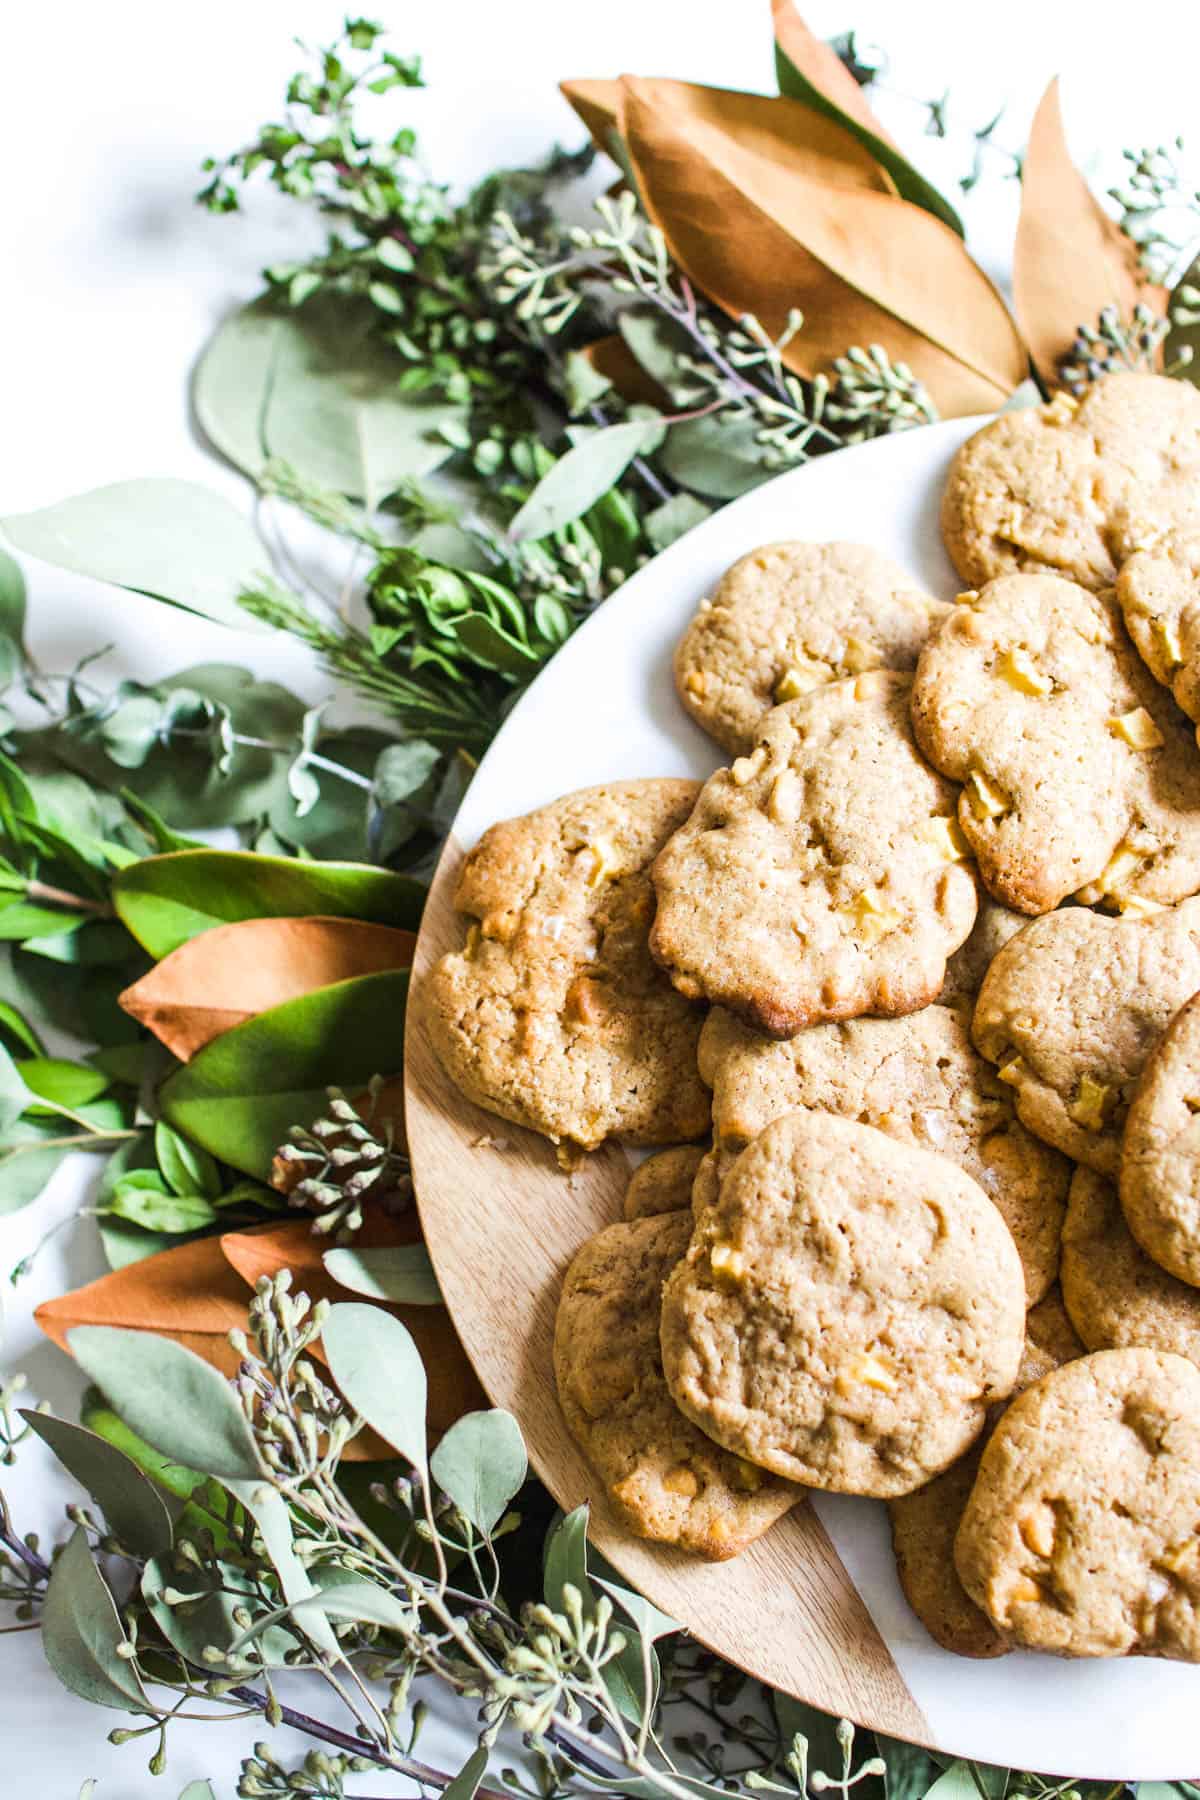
[938,895,1029,1008]
[674,541,946,755]
[911,575,1200,915]
[622,1145,708,1221]
[1117,536,1200,728]
[1121,991,1200,1287]
[554,1213,801,1558]
[955,1348,1200,1659]
[698,1002,1068,1304]
[660,1111,1026,1497]
[887,1323,1074,1661]
[650,671,977,1038]
[422,780,710,1155]
[1061,1166,1200,1366]
[972,898,1200,1174]
[1024,1283,1085,1369]
[941,374,1200,592]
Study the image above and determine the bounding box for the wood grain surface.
[405,832,929,1743]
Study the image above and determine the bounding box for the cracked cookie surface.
[659,1111,1026,1497]
[954,1347,1200,1659]
[971,899,1200,1175]
[650,671,978,1038]
[554,1213,801,1558]
[911,574,1200,914]
[699,1001,1069,1304]
[423,779,710,1152]
[1121,992,1200,1287]
[941,373,1200,592]
[674,540,947,756]
[1062,1167,1200,1366]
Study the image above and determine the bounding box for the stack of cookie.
[422,371,1200,1666]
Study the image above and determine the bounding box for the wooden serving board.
[405,832,929,1742]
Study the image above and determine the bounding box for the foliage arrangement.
[6,7,1200,1798]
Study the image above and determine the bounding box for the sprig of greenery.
[1057,302,1178,393]
[271,1079,412,1240]
[1109,140,1200,284]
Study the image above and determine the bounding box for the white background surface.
[4,2,1200,1792]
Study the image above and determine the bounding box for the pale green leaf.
[226,1478,339,1659]
[323,1243,442,1304]
[592,1575,679,1644]
[2,480,266,632]
[193,298,279,477]
[509,419,664,542]
[922,1765,980,1800]
[24,1412,172,1558]
[322,1302,427,1474]
[430,1409,527,1536]
[155,1119,222,1199]
[443,1747,489,1800]
[68,1326,262,1481]
[41,1526,151,1713]
[644,492,712,553]
[659,414,771,499]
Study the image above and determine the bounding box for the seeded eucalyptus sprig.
[272,1078,412,1240]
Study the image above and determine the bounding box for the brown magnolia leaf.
[1014,78,1166,389]
[618,75,1026,416]
[120,916,416,1061]
[221,1214,487,1443]
[563,76,894,199]
[770,0,901,151]
[35,1237,249,1376]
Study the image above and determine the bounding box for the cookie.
[1061,1166,1200,1366]
[698,1002,1069,1304]
[1024,1283,1085,1369]
[1121,992,1200,1286]
[911,574,1200,915]
[422,780,710,1155]
[955,1348,1200,1659]
[650,671,978,1038]
[1117,537,1200,728]
[554,1213,800,1558]
[659,1111,1026,1496]
[972,898,1200,1174]
[938,895,1028,1008]
[674,541,947,755]
[623,1145,707,1221]
[941,373,1200,592]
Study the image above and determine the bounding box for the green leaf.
[322,1302,427,1474]
[68,1326,263,1481]
[372,740,442,810]
[97,1218,182,1270]
[0,1042,32,1134]
[113,848,423,958]
[509,419,664,542]
[592,1576,679,1643]
[0,997,43,1056]
[0,1118,76,1215]
[921,1766,979,1800]
[659,414,772,499]
[543,1505,651,1724]
[141,1551,296,1673]
[193,298,279,478]
[644,492,712,553]
[178,1784,217,1800]
[875,1737,944,1800]
[105,1171,219,1235]
[0,900,86,943]
[452,611,540,675]
[323,1243,442,1304]
[41,1526,151,1713]
[17,1056,110,1114]
[2,480,266,632]
[562,347,613,415]
[617,308,704,403]
[263,295,465,507]
[774,42,963,236]
[80,1388,204,1500]
[155,1119,222,1199]
[226,1477,340,1659]
[0,547,27,689]
[303,1570,414,1633]
[159,970,407,1178]
[430,1409,527,1537]
[442,1747,489,1800]
[24,1412,172,1557]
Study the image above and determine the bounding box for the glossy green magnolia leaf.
[509,419,665,542]
[24,1412,172,1558]
[430,1409,527,1537]
[265,297,464,507]
[113,847,424,958]
[69,1325,263,1480]
[322,1302,427,1474]
[773,41,963,236]
[2,480,266,632]
[159,970,408,1178]
[42,1526,151,1713]
[323,1243,441,1304]
[154,1119,222,1199]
